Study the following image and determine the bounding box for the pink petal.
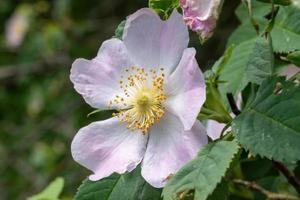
[180,0,221,40]
[141,113,207,188]
[71,117,148,181]
[206,120,226,140]
[164,48,206,130]
[123,8,188,75]
[70,38,132,109]
[181,0,218,21]
[279,65,300,79]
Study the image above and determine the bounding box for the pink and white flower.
[70,8,207,188]
[180,0,222,41]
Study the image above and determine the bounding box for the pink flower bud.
[180,0,222,41]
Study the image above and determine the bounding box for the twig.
[273,161,300,196]
[226,93,241,116]
[233,179,300,200]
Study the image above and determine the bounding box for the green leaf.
[234,1,270,25]
[162,140,239,200]
[219,40,255,96]
[227,1,275,47]
[233,76,300,162]
[201,82,232,123]
[227,22,258,47]
[230,2,300,53]
[245,36,274,84]
[149,0,179,19]
[212,45,235,76]
[271,6,300,53]
[287,50,300,67]
[219,36,273,96]
[28,177,64,200]
[113,20,126,39]
[75,166,162,200]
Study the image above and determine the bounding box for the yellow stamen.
[109,66,166,134]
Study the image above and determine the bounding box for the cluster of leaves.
[73,0,300,200]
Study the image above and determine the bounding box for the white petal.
[206,120,226,140]
[123,8,188,75]
[164,48,206,130]
[141,113,207,188]
[71,117,148,180]
[70,39,132,109]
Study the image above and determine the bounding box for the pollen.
[109,66,166,134]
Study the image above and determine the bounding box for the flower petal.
[141,113,207,188]
[71,117,148,181]
[180,0,221,40]
[206,120,226,140]
[70,38,132,109]
[180,0,220,21]
[123,8,188,75]
[164,48,206,130]
[279,65,300,78]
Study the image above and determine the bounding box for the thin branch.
[233,179,300,200]
[273,161,300,196]
[226,93,241,116]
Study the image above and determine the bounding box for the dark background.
[0,0,239,199]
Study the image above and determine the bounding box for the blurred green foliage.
[0,0,239,199]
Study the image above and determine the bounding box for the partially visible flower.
[207,94,241,140]
[180,0,222,41]
[206,119,227,140]
[279,65,300,79]
[70,8,207,188]
[5,5,31,48]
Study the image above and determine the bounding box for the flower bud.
[180,0,222,42]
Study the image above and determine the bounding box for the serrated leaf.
[230,2,300,53]
[75,166,162,200]
[219,36,273,96]
[233,76,300,162]
[28,177,64,200]
[245,36,274,84]
[162,140,239,200]
[271,6,300,53]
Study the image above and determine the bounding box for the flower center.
[109,66,166,134]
